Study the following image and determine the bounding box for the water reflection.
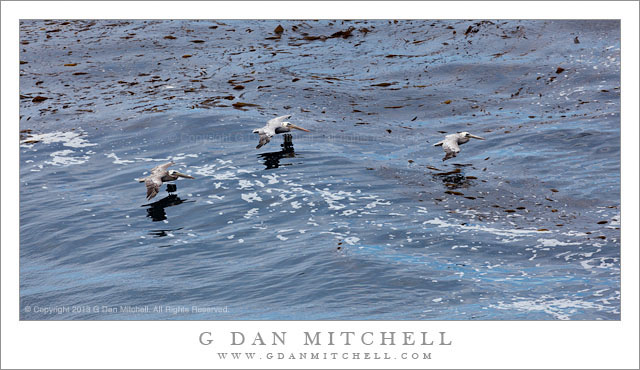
[432,164,477,190]
[258,134,296,169]
[143,194,193,222]
[149,227,184,237]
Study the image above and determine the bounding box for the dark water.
[19,20,620,320]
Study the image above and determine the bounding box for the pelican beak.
[175,172,195,179]
[289,124,310,132]
[468,134,485,140]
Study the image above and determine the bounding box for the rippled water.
[20,20,620,320]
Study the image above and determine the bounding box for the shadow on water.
[142,190,194,222]
[258,134,297,170]
[431,163,477,190]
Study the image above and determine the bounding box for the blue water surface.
[19,20,620,320]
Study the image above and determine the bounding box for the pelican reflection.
[149,227,184,238]
[431,165,477,190]
[258,134,297,169]
[143,194,193,222]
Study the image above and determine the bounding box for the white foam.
[241,192,262,203]
[316,188,352,210]
[609,213,620,226]
[424,217,542,238]
[193,164,217,177]
[45,150,90,166]
[262,174,279,184]
[244,208,259,219]
[279,193,297,202]
[491,297,610,320]
[134,156,171,162]
[212,170,239,181]
[344,236,360,245]
[20,130,97,148]
[238,179,254,190]
[171,153,198,161]
[364,199,391,209]
[536,238,581,247]
[106,153,135,165]
[291,187,314,195]
[580,257,619,270]
[451,245,468,250]
[416,206,429,214]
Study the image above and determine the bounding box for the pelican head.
[459,132,485,140]
[283,121,310,132]
[168,170,195,179]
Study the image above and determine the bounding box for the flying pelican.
[434,132,485,161]
[252,114,310,149]
[138,161,195,200]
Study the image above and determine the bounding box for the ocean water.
[19,20,620,320]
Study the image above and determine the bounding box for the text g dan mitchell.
[198,331,452,346]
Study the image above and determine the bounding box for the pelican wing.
[442,139,460,154]
[151,161,174,176]
[441,138,460,161]
[256,132,272,149]
[267,114,292,126]
[145,176,163,200]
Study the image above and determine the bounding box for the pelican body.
[434,132,485,161]
[252,114,310,149]
[138,161,195,200]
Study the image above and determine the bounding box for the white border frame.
[2,1,638,369]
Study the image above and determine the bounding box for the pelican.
[252,114,310,149]
[138,161,195,200]
[434,132,485,161]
